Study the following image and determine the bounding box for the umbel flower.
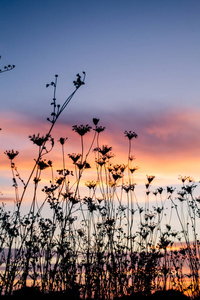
[29,133,50,147]
[129,166,139,173]
[94,145,112,156]
[182,184,197,195]
[94,126,105,133]
[146,175,155,184]
[167,186,175,194]
[72,124,92,136]
[68,153,82,164]
[124,130,138,140]
[95,157,106,167]
[112,171,123,181]
[122,183,136,193]
[85,181,98,189]
[76,161,91,170]
[178,175,188,183]
[4,150,19,160]
[37,159,51,170]
[92,118,105,133]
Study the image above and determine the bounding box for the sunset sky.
[1,0,200,205]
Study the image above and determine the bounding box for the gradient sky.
[1,0,200,204]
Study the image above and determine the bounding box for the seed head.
[124,130,138,140]
[4,150,19,160]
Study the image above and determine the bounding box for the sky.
[1,0,200,205]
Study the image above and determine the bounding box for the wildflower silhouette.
[72,124,92,136]
[68,153,82,164]
[1,73,200,299]
[124,130,138,140]
[92,118,99,126]
[4,150,19,160]
[94,125,105,133]
[58,137,68,145]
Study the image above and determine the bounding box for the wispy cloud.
[1,107,200,189]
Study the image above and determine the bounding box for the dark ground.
[0,288,198,300]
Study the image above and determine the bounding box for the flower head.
[76,161,91,170]
[129,166,139,173]
[157,187,164,194]
[48,160,53,167]
[167,186,175,194]
[94,145,112,156]
[55,176,65,185]
[94,126,106,133]
[122,183,136,193]
[37,159,50,170]
[93,118,99,126]
[29,134,50,147]
[72,124,92,136]
[182,184,197,195]
[188,176,194,182]
[68,153,82,164]
[73,72,85,88]
[95,157,106,167]
[112,171,123,181]
[120,164,126,173]
[146,175,155,184]
[58,137,68,145]
[94,126,105,133]
[4,150,19,160]
[124,130,138,140]
[178,175,188,183]
[85,181,98,189]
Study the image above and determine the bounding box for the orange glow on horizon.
[1,108,200,205]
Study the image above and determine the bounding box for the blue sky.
[1,0,200,189]
[1,0,200,112]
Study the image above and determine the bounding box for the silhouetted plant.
[1,72,200,299]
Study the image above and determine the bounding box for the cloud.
[1,107,200,189]
[97,106,200,156]
[139,109,200,158]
